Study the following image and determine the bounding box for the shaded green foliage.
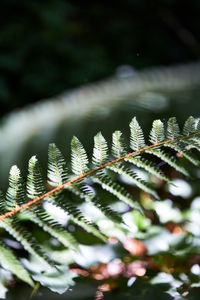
[1,0,200,114]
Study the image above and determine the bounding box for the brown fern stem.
[0,132,199,221]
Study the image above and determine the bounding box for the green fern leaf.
[69,183,122,224]
[7,164,78,251]
[92,132,109,167]
[147,148,190,176]
[81,184,122,223]
[27,156,46,199]
[167,117,180,139]
[0,241,34,287]
[165,142,200,166]
[149,119,165,144]
[48,144,68,186]
[108,163,159,199]
[65,184,122,233]
[22,208,79,251]
[125,156,170,182]
[92,172,143,213]
[197,119,200,131]
[71,137,89,175]
[129,117,146,150]
[0,191,7,214]
[0,218,53,267]
[181,138,200,152]
[112,131,127,158]
[183,116,196,135]
[50,192,107,242]
[6,166,26,210]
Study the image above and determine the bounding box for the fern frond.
[167,117,180,139]
[166,116,200,165]
[66,183,119,238]
[146,148,190,176]
[92,132,109,167]
[165,142,200,166]
[149,119,165,144]
[183,138,200,152]
[130,117,146,150]
[125,155,170,182]
[2,174,54,266]
[68,183,122,224]
[108,163,159,199]
[0,115,200,292]
[0,115,199,223]
[183,116,196,135]
[92,172,143,212]
[0,217,52,266]
[6,166,26,210]
[0,240,34,286]
[0,191,7,214]
[47,145,101,244]
[197,119,200,131]
[112,131,127,158]
[22,208,79,251]
[49,192,107,242]
[71,137,89,175]
[27,156,46,199]
[7,164,78,251]
[48,144,68,186]
[80,184,122,224]
[26,157,79,249]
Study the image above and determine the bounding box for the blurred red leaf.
[166,221,185,234]
[123,237,147,256]
[125,260,148,277]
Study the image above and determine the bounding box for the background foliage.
[0,0,200,115]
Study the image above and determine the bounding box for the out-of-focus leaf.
[22,257,76,294]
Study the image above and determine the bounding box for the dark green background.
[0,0,200,115]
